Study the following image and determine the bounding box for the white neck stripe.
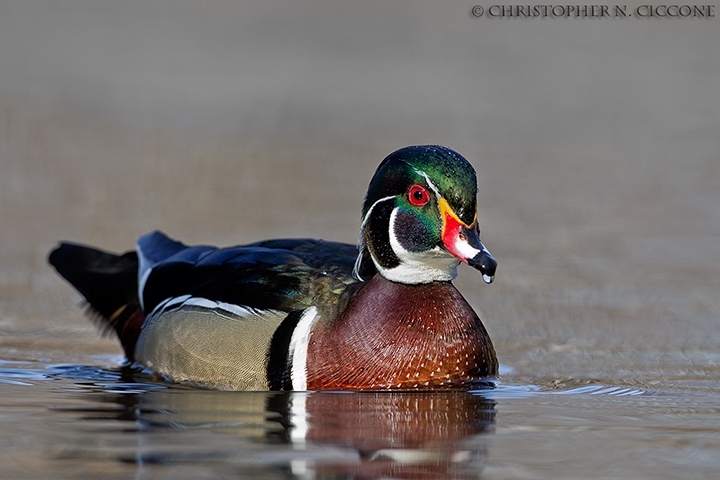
[289,307,319,391]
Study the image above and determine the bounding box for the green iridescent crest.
[362,145,478,226]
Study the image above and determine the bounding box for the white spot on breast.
[289,307,320,391]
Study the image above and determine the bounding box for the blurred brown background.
[0,1,718,386]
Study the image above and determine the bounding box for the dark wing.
[138,231,360,314]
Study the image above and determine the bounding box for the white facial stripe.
[359,195,396,232]
[289,307,319,391]
[414,169,441,198]
[355,195,396,281]
[376,207,459,284]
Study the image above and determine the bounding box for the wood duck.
[49,145,498,391]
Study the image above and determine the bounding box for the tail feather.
[49,243,144,360]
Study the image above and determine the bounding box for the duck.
[49,145,498,391]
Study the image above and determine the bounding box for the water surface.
[3,360,720,479]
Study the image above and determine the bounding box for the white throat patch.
[375,207,460,284]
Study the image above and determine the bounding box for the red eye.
[408,184,430,206]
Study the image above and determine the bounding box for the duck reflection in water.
[77,375,495,479]
[269,390,496,478]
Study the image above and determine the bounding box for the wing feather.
[137,231,360,314]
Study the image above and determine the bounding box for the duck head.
[354,145,497,284]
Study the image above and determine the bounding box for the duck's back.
[137,231,360,314]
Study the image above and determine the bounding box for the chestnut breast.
[306,275,497,390]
